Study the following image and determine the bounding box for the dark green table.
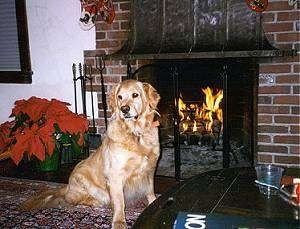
[133,167,300,229]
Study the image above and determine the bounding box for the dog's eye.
[132,93,139,98]
[118,95,122,100]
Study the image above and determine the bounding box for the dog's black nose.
[120,105,130,114]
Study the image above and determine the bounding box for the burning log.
[187,133,201,145]
[200,131,215,147]
[180,133,188,145]
[212,117,222,147]
[178,86,223,135]
[212,119,222,134]
[161,86,224,149]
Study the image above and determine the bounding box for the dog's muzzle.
[121,105,130,114]
[120,105,138,119]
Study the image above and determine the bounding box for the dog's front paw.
[112,221,126,229]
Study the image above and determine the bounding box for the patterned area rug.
[0,176,146,228]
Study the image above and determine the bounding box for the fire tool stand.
[72,62,103,158]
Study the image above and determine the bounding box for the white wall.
[0,0,95,123]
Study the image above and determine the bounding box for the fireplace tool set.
[70,60,107,163]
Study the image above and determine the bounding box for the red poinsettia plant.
[0,96,89,165]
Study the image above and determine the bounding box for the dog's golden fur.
[21,80,161,229]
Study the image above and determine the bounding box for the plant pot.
[37,148,60,172]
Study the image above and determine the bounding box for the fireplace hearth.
[130,59,257,179]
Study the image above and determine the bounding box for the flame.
[177,87,223,133]
[182,122,189,132]
[178,97,186,121]
[201,87,223,132]
[192,120,197,132]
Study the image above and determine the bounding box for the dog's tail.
[19,186,71,211]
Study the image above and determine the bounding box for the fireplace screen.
[133,59,256,179]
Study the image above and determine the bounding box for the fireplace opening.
[133,59,257,179]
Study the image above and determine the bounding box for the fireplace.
[103,0,270,179]
[84,0,299,177]
[129,59,257,179]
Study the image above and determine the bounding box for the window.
[0,0,32,83]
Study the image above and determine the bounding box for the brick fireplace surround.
[84,0,300,169]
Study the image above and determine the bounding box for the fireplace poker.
[79,63,87,116]
[96,56,108,130]
[72,63,78,114]
[85,65,96,133]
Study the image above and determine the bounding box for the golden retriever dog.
[21,79,161,229]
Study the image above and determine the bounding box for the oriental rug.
[0,176,146,228]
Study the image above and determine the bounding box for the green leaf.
[70,137,82,157]
[59,133,71,144]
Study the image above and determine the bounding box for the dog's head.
[109,80,160,122]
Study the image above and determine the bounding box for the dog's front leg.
[146,170,156,205]
[146,149,160,205]
[109,179,126,229]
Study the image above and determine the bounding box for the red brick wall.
[258,0,299,167]
[84,0,300,167]
[84,0,131,133]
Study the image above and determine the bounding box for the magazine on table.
[173,212,299,229]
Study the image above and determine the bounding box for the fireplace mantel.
[103,49,297,61]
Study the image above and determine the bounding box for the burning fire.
[178,96,186,121]
[178,87,223,133]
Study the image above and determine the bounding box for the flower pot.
[37,148,60,172]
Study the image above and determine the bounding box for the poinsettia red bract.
[1,96,89,165]
[11,97,50,122]
[0,121,15,153]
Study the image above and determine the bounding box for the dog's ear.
[108,83,120,114]
[143,83,160,110]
